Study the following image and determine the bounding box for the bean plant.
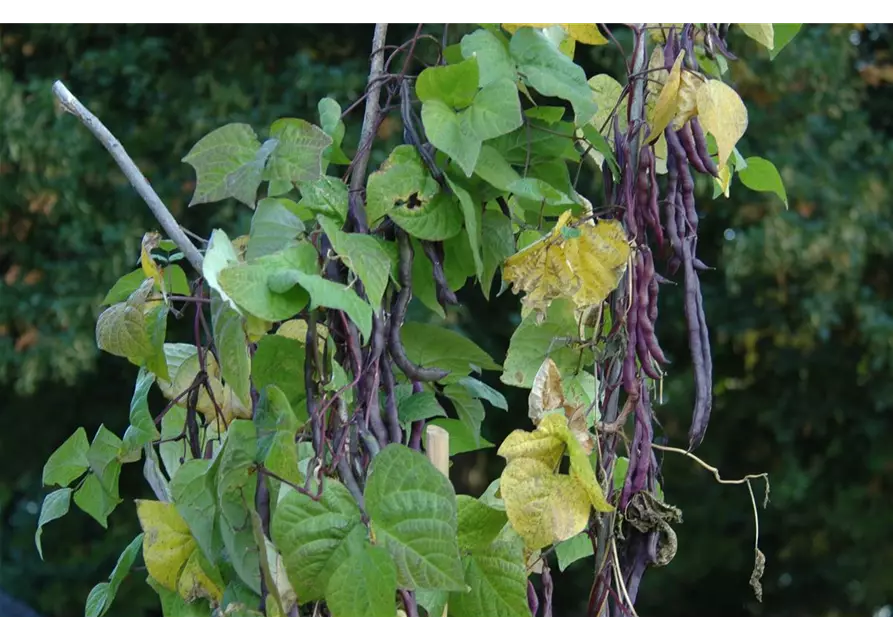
[36,23,795,617]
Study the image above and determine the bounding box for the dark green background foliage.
[1,24,891,616]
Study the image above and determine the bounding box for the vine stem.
[51,81,204,274]
[349,24,389,201]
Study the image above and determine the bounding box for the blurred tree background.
[1,24,891,617]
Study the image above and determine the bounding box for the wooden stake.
[426,424,450,616]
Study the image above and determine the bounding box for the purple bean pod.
[678,121,711,175]
[690,118,719,178]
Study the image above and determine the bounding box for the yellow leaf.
[715,164,732,198]
[276,319,329,351]
[671,71,704,130]
[245,314,273,342]
[136,500,196,592]
[177,549,224,604]
[140,231,163,289]
[503,213,630,319]
[645,51,684,144]
[695,80,748,169]
[501,457,591,549]
[738,24,774,50]
[588,74,627,137]
[558,427,613,513]
[498,424,566,470]
[563,24,609,46]
[528,358,566,424]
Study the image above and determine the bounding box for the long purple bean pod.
[678,121,711,175]
[682,237,712,450]
[690,118,719,178]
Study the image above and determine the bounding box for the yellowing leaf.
[276,319,329,350]
[671,71,704,130]
[502,24,608,46]
[503,213,629,319]
[498,423,565,470]
[140,232,163,290]
[177,549,224,604]
[695,80,748,169]
[500,457,591,549]
[528,358,566,424]
[738,24,774,50]
[136,500,195,593]
[557,427,612,512]
[646,51,684,143]
[715,164,732,198]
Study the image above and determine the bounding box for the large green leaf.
[501,298,593,388]
[89,426,124,499]
[217,249,310,323]
[35,488,72,560]
[298,176,349,222]
[555,531,593,571]
[487,120,578,164]
[464,78,523,141]
[216,420,261,594]
[43,427,90,487]
[422,100,481,177]
[510,27,597,125]
[318,216,392,310]
[461,29,516,87]
[473,143,522,191]
[456,495,508,551]
[448,534,530,617]
[271,480,366,602]
[397,390,446,424]
[247,197,306,261]
[366,146,462,240]
[182,123,272,208]
[252,334,306,412]
[263,118,332,192]
[95,298,151,361]
[85,533,144,616]
[416,57,479,109]
[325,543,398,617]
[365,444,465,590]
[210,289,251,409]
[401,322,500,383]
[170,459,220,564]
[74,473,120,528]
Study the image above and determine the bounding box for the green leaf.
[182,123,272,208]
[143,303,170,382]
[210,290,251,409]
[416,588,449,616]
[422,100,481,177]
[487,120,578,165]
[444,385,486,445]
[456,376,507,410]
[43,427,90,487]
[87,426,124,498]
[473,143,522,191]
[35,488,72,560]
[325,543,398,617]
[738,156,788,208]
[410,237,445,318]
[465,78,523,141]
[510,28,596,126]
[103,269,150,305]
[122,368,160,454]
[461,29,515,87]
[397,391,447,424]
[422,418,494,455]
[216,420,261,594]
[318,216,392,310]
[267,265,372,345]
[298,176,349,222]
[253,334,306,412]
[85,533,144,616]
[770,24,802,60]
[555,532,593,571]
[581,124,620,182]
[738,24,774,50]
[318,97,350,166]
[264,118,332,191]
[401,322,500,383]
[443,229,476,291]
[365,444,465,590]
[501,298,593,388]
[448,534,530,617]
[272,480,366,602]
[457,495,508,551]
[445,175,484,282]
[170,460,220,564]
[508,176,575,208]
[480,208,514,300]
[162,264,191,296]
[416,57,480,109]
[366,146,461,239]
[247,198,306,261]
[525,106,566,123]
[74,473,121,528]
[159,405,187,480]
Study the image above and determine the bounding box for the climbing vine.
[36,23,795,617]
